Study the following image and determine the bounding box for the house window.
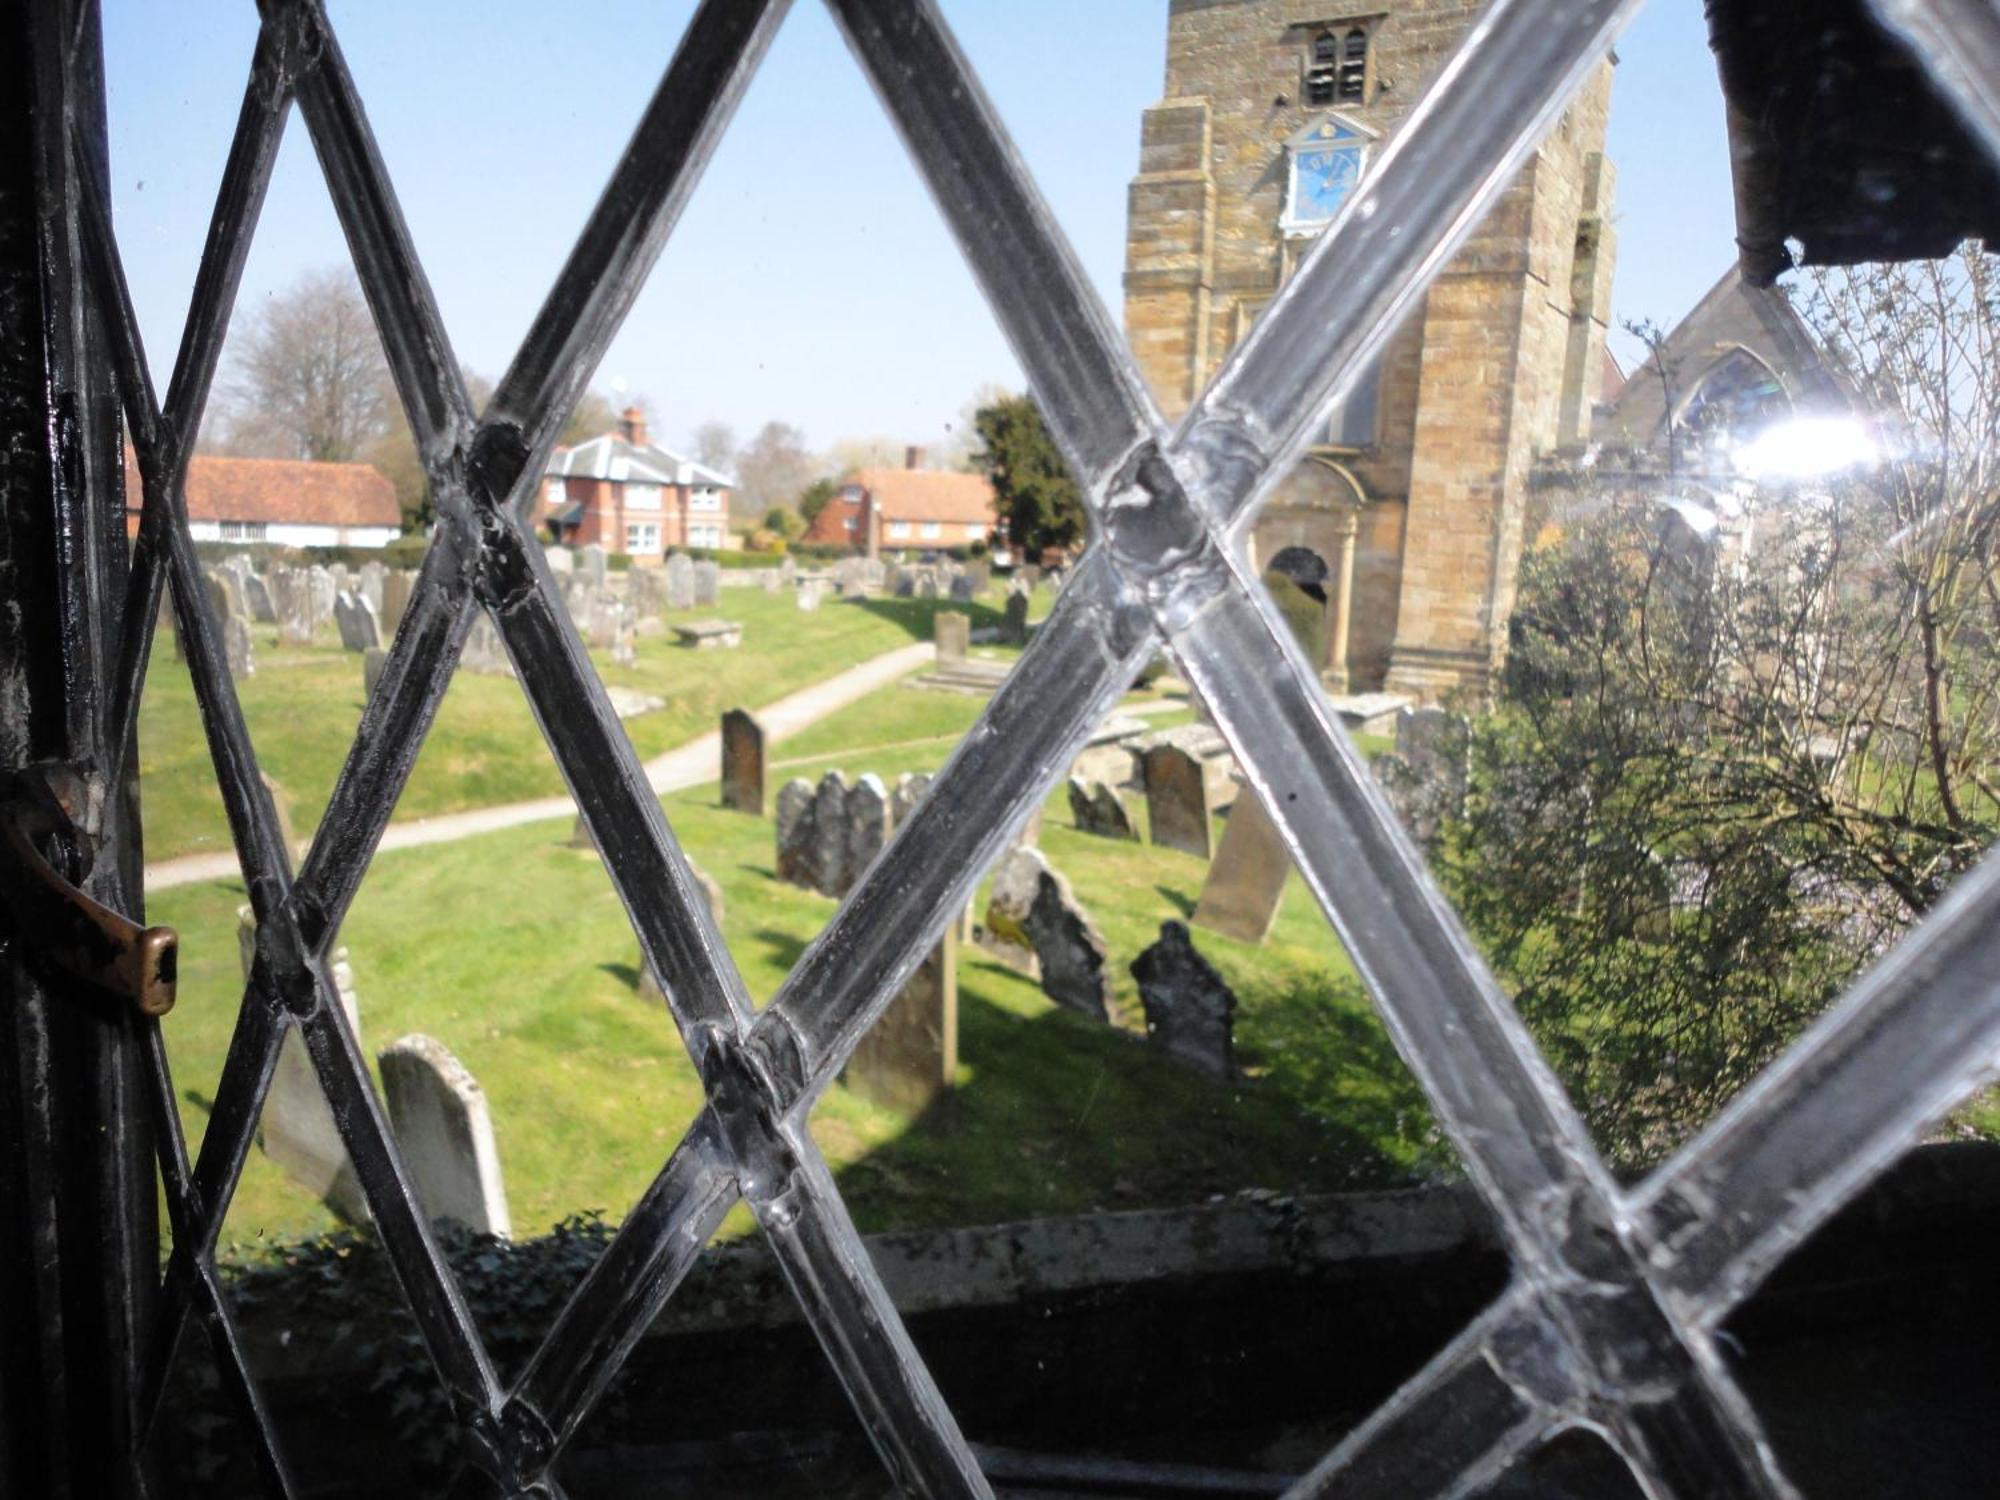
[965,523,985,540]
[547,477,566,507]
[625,521,660,553]
[888,521,912,540]
[689,486,721,512]
[689,522,724,549]
[920,521,942,540]
[219,520,267,541]
[1281,113,1375,234]
[625,482,662,512]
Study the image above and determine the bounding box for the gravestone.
[580,543,608,585]
[271,568,316,645]
[1022,860,1112,1021]
[720,707,766,816]
[917,571,941,599]
[328,563,350,596]
[545,546,575,575]
[461,615,515,676]
[693,560,722,607]
[206,566,246,624]
[890,771,931,829]
[363,646,388,699]
[948,574,978,603]
[629,566,667,616]
[306,566,336,623]
[934,610,970,665]
[1067,776,1137,841]
[976,845,1047,978]
[965,560,991,593]
[1192,791,1290,945]
[223,613,255,681]
[240,906,366,1221]
[809,772,851,898]
[1142,744,1212,859]
[357,562,387,618]
[379,1035,512,1237]
[760,568,782,594]
[381,569,416,635]
[796,581,824,612]
[1001,589,1029,646]
[332,590,381,651]
[672,618,741,649]
[774,777,819,888]
[242,571,276,624]
[665,553,695,610]
[843,773,891,896]
[567,814,596,851]
[845,929,958,1115]
[1131,921,1236,1079]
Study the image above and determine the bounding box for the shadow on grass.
[826,971,1434,1236]
[1154,886,1196,920]
[601,961,641,992]
[753,926,810,973]
[843,594,1005,642]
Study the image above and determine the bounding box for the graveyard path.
[142,640,937,893]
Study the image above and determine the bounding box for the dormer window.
[1281,112,1377,235]
[1305,25,1370,107]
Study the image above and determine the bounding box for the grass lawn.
[136,587,1015,863]
[152,670,1441,1261]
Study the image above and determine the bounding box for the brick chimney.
[620,405,648,447]
[905,444,925,471]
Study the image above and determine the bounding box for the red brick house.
[122,452,401,547]
[801,447,997,553]
[541,407,736,560]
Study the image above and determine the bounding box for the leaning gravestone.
[1021,859,1112,1021]
[843,773,892,896]
[720,707,766,816]
[242,571,276,624]
[362,646,388,699]
[378,1035,512,1238]
[332,590,382,652]
[934,610,970,665]
[1001,589,1029,646]
[223,613,255,681]
[240,906,366,1221]
[1142,744,1213,859]
[1131,920,1236,1079]
[665,553,695,610]
[775,777,819,888]
[693,560,722,607]
[1192,789,1290,945]
[1067,776,1138,841]
[846,928,958,1115]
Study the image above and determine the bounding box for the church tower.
[1123,0,1617,700]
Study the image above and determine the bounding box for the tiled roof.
[852,467,995,526]
[548,434,736,489]
[127,452,401,528]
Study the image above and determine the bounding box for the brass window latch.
[0,769,176,1019]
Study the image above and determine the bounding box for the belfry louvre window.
[11,0,2000,1498]
[1307,30,1342,104]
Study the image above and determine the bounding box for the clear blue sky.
[103,0,1734,457]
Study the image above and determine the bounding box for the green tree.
[971,393,1086,556]
[796,476,840,527]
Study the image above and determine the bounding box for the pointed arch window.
[1306,30,1341,105]
[1339,27,1369,102]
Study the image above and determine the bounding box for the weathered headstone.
[332,590,381,652]
[846,929,958,1115]
[948,574,978,603]
[461,615,515,677]
[1021,860,1112,1021]
[1001,589,1030,646]
[1131,921,1236,1079]
[306,565,335,623]
[977,845,1047,978]
[378,1035,512,1237]
[665,552,695,610]
[567,814,597,851]
[1142,744,1213,859]
[545,546,575,575]
[693,559,721,607]
[672,618,742,649]
[1067,776,1138,841]
[775,777,818,887]
[890,771,932,830]
[843,773,891,896]
[362,646,388,699]
[271,568,316,645]
[241,905,366,1221]
[629,566,667,616]
[580,543,608,585]
[720,708,766,816]
[223,613,255,681]
[1191,791,1290,945]
[357,561,387,618]
[242,571,276,624]
[796,580,824,612]
[809,771,851,897]
[206,566,247,624]
[934,610,970,664]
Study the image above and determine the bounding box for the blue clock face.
[1291,145,1361,224]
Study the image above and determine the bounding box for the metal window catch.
[0,771,176,1019]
